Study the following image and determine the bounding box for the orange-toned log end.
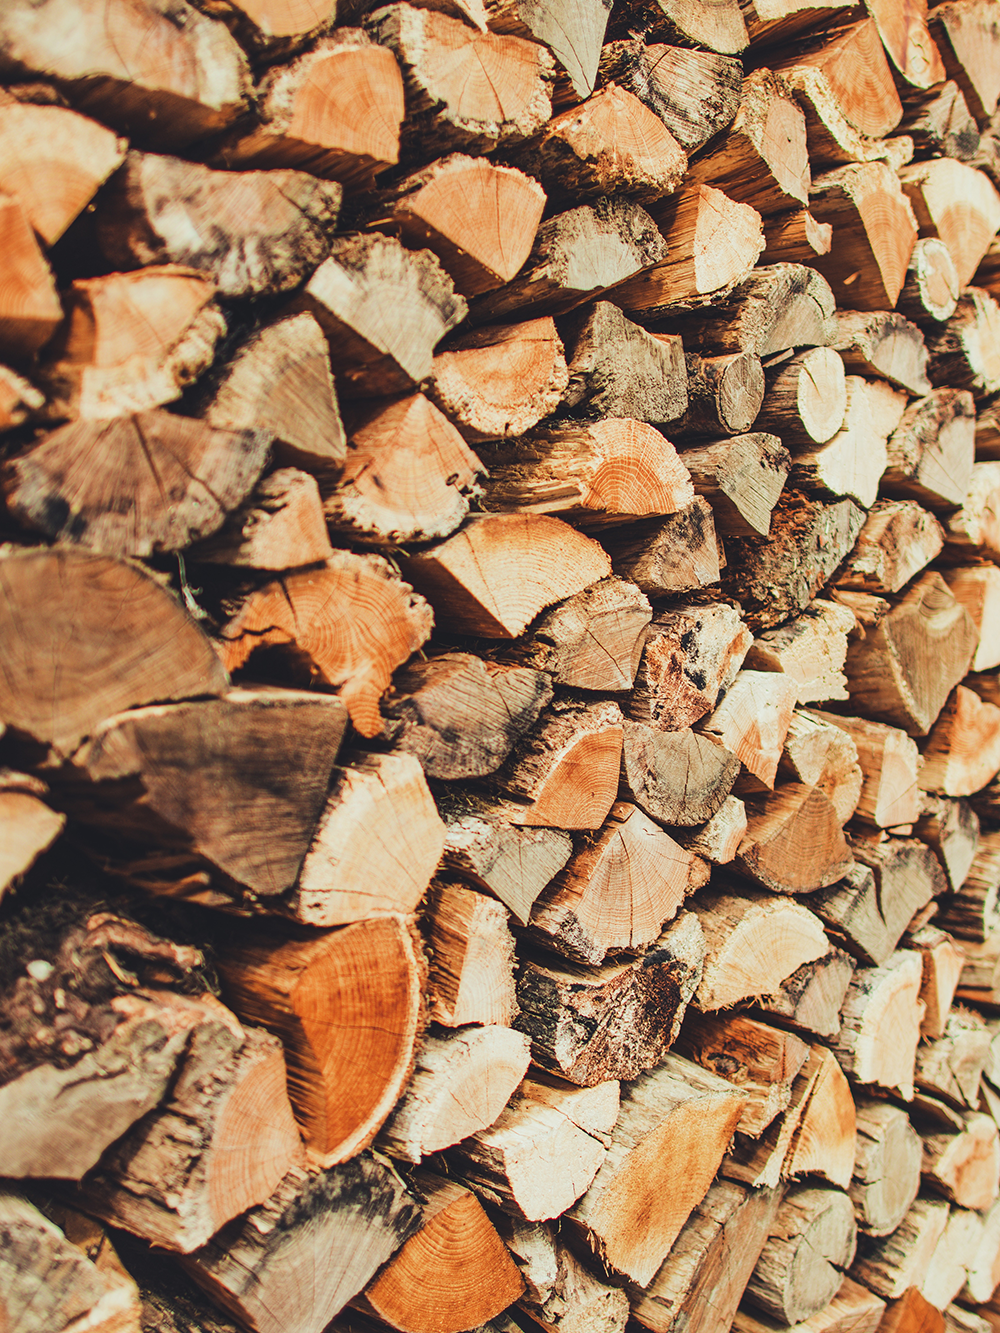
[239,0,335,36]
[510,725,624,829]
[362,1178,525,1333]
[0,191,62,359]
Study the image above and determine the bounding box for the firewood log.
[216,915,425,1165]
[757,943,852,1038]
[745,602,856,709]
[760,208,833,264]
[951,930,1000,1007]
[497,1212,629,1333]
[526,801,695,964]
[736,1278,886,1333]
[286,752,445,927]
[831,949,926,1099]
[898,238,962,328]
[673,796,748,866]
[844,573,978,737]
[560,302,687,426]
[745,1186,858,1326]
[97,152,341,298]
[501,576,652,693]
[191,467,333,570]
[850,1099,923,1237]
[735,783,852,894]
[565,1054,748,1286]
[901,80,980,166]
[923,1207,986,1312]
[217,552,434,738]
[377,1026,531,1162]
[425,881,517,1026]
[834,501,944,596]
[671,350,764,439]
[775,1045,855,1193]
[446,1073,619,1220]
[944,565,1000,670]
[469,197,668,324]
[756,345,846,448]
[908,923,968,1040]
[864,0,944,91]
[480,418,696,527]
[603,501,723,598]
[0,773,63,904]
[596,41,742,154]
[937,830,1000,944]
[929,1,1000,128]
[367,4,554,158]
[739,0,855,48]
[516,911,704,1085]
[187,0,338,61]
[297,233,465,397]
[691,889,829,1010]
[0,0,250,151]
[809,714,921,829]
[664,263,836,357]
[484,0,613,102]
[699,669,798,792]
[206,32,405,189]
[357,1172,525,1333]
[620,720,741,828]
[625,603,751,732]
[881,389,976,513]
[943,462,1000,560]
[961,1195,1000,1303]
[919,687,1000,798]
[790,375,906,509]
[852,1200,951,1300]
[805,861,910,969]
[922,1112,1000,1211]
[630,1180,783,1333]
[325,393,484,545]
[181,1158,423,1333]
[834,312,930,397]
[847,837,943,957]
[771,18,903,142]
[676,433,789,537]
[723,491,866,632]
[402,513,612,638]
[611,185,765,312]
[777,708,861,810]
[431,317,569,442]
[0,547,227,760]
[916,1007,992,1110]
[926,290,1000,401]
[0,191,62,359]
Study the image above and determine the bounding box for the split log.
[402,513,612,639]
[446,1073,619,1221]
[954,932,1000,1008]
[425,881,517,1027]
[756,346,846,449]
[900,82,980,167]
[943,567,1000,673]
[753,947,856,1039]
[735,784,852,894]
[831,950,925,1099]
[790,375,907,509]
[834,313,930,398]
[926,290,1000,402]
[431,317,569,442]
[745,1186,858,1327]
[499,1213,629,1333]
[217,552,434,738]
[735,1278,885,1333]
[676,433,789,538]
[881,389,976,513]
[620,720,741,829]
[961,1194,1000,1303]
[936,830,1000,944]
[565,1055,748,1286]
[739,0,854,47]
[378,1025,530,1163]
[775,708,861,814]
[325,393,484,545]
[919,687,1000,798]
[484,0,611,101]
[811,714,921,829]
[898,239,962,328]
[191,0,341,64]
[560,302,687,426]
[181,1158,422,1333]
[921,1210,985,1312]
[915,1007,992,1110]
[834,501,944,596]
[851,1199,951,1301]
[191,467,333,570]
[850,1099,923,1237]
[606,0,748,53]
[900,161,1000,291]
[922,1112,1000,1211]
[596,41,742,154]
[943,462,1000,561]
[216,916,425,1165]
[844,839,943,957]
[526,802,695,964]
[864,0,944,91]
[0,547,227,760]
[908,924,968,1040]
[297,232,465,397]
[769,1043,855,1187]
[929,1,1000,128]
[843,573,978,737]
[805,859,914,969]
[745,602,856,706]
[691,889,829,1011]
[0,775,63,904]
[501,577,652,693]
[469,197,667,325]
[603,501,723,598]
[515,912,704,1086]
[914,795,980,894]
[699,669,798,792]
[760,208,832,265]
[0,192,63,359]
[673,796,748,867]
[672,350,764,439]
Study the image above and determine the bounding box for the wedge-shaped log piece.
[791,375,906,509]
[810,714,921,829]
[378,1026,531,1163]
[560,302,687,425]
[771,17,903,141]
[0,0,249,150]
[834,501,944,596]
[746,601,856,706]
[926,288,1000,401]
[516,912,704,1086]
[805,859,909,969]
[0,192,63,359]
[566,1055,746,1286]
[723,492,865,632]
[359,1173,525,1333]
[191,467,333,570]
[432,316,569,442]
[447,1073,619,1221]
[684,68,809,218]
[922,1208,985,1313]
[217,916,425,1165]
[850,1099,922,1237]
[0,547,227,759]
[745,1186,858,1326]
[469,197,668,324]
[937,829,1000,944]
[922,1112,1000,1211]
[943,567,1000,672]
[900,159,1000,290]
[844,573,978,737]
[403,513,611,639]
[425,881,517,1027]
[961,1195,1000,1304]
[700,670,798,792]
[629,603,751,731]
[369,5,553,157]
[289,752,445,927]
[909,922,968,1039]
[182,1159,422,1333]
[665,263,836,357]
[374,156,545,296]
[64,689,347,899]
[851,1198,950,1301]
[0,775,63,905]
[597,41,741,155]
[736,1277,885,1333]
[603,500,722,598]
[191,0,339,56]
[326,393,484,545]
[485,0,611,100]
[621,721,740,829]
[607,0,748,53]
[944,461,1000,559]
[831,837,940,964]
[866,0,944,90]
[920,687,1000,798]
[673,349,764,438]
[612,185,764,313]
[218,553,434,739]
[98,152,339,298]
[777,708,861,817]
[902,79,980,165]
[481,418,695,527]
[835,312,930,397]
[504,84,686,206]
[929,0,1000,128]
[832,950,925,1099]
[915,1006,992,1110]
[735,784,852,895]
[809,163,917,312]
[760,208,832,266]
[757,346,846,449]
[754,947,856,1040]
[678,433,789,538]
[630,1179,782,1333]
[502,577,652,693]
[299,233,465,398]
[692,890,828,1010]
[674,796,748,867]
[499,1212,629,1333]
[898,237,961,327]
[882,389,976,513]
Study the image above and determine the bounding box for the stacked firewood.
[7,0,1000,1332]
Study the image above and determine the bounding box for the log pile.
[8,2,1000,1333]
